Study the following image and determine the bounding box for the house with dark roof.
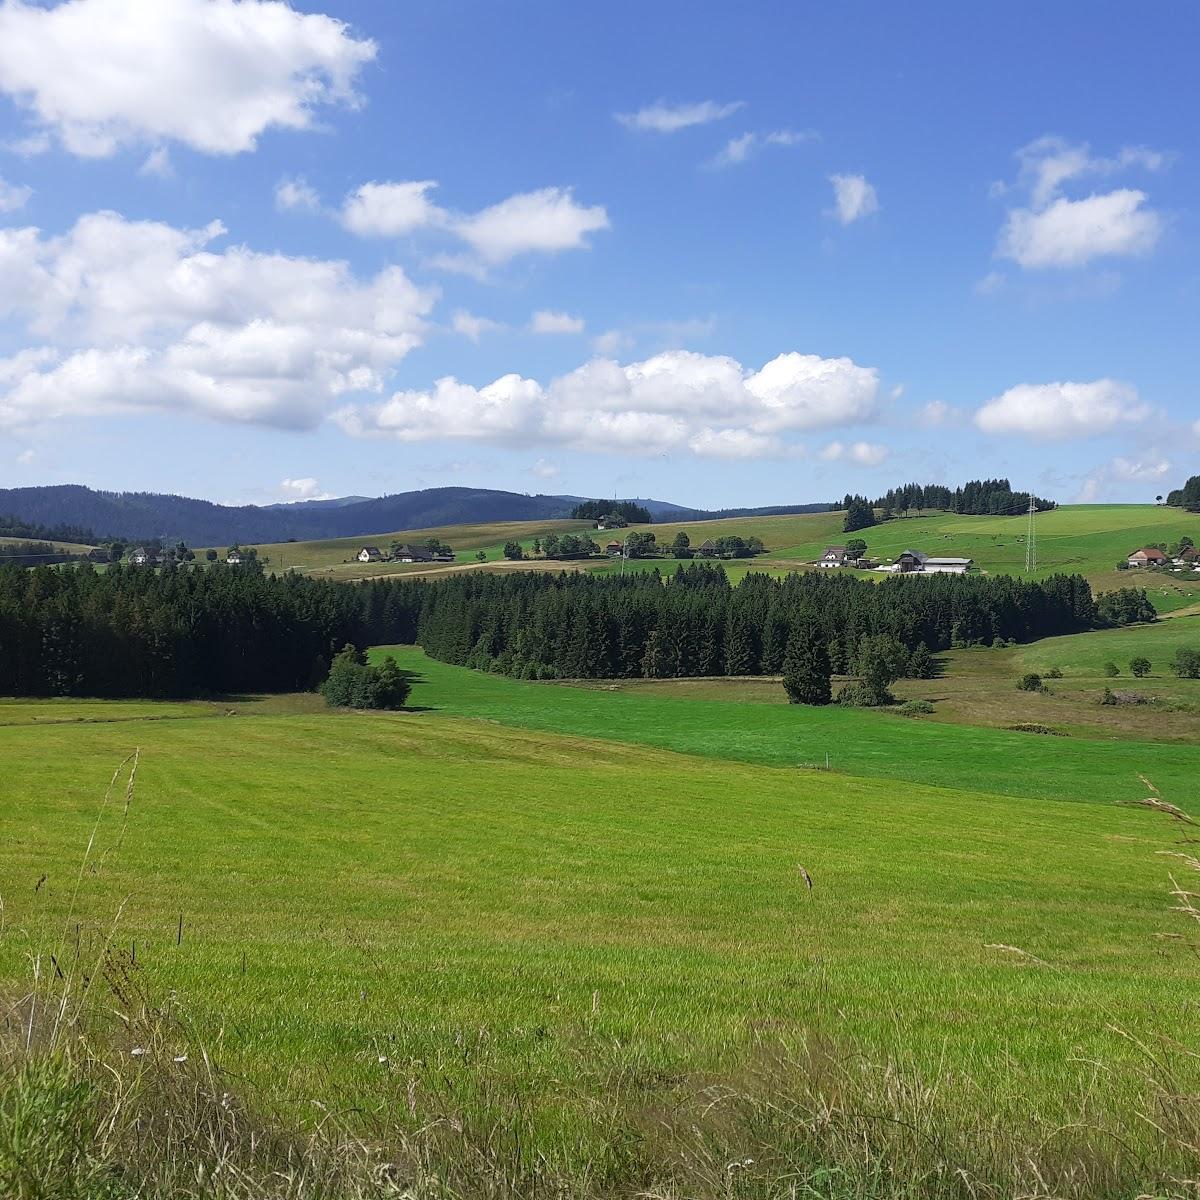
[392,544,434,563]
[818,546,848,568]
[357,546,384,563]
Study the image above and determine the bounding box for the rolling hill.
[0,484,835,546]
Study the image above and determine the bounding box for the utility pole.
[1024,497,1037,573]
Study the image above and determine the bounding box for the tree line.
[0,558,1153,700]
[569,499,653,524]
[837,479,1056,532]
[1166,475,1200,511]
[411,564,1109,682]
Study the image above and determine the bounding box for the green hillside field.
[244,504,1200,610]
[2,672,1200,1195]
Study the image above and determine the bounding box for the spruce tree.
[782,627,832,705]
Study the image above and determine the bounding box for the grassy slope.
[254,506,1200,610]
[370,645,1198,804]
[0,534,96,553]
[0,699,1195,1143]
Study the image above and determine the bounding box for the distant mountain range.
[0,484,834,547]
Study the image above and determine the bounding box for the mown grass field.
[248,505,1200,612]
[2,685,1199,1170]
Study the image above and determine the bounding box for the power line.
[1024,496,1037,573]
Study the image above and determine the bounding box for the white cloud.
[137,146,172,179]
[451,310,504,342]
[707,128,815,169]
[275,177,321,213]
[1078,455,1172,502]
[592,329,633,356]
[16,447,35,464]
[0,0,376,157]
[994,137,1168,270]
[530,309,584,335]
[829,174,879,224]
[974,270,1005,295]
[998,190,1162,269]
[340,180,443,237]
[454,187,608,264]
[615,99,743,134]
[1013,136,1168,210]
[336,348,879,459]
[279,476,333,501]
[0,174,32,212]
[0,210,436,431]
[917,400,960,427]
[974,379,1149,440]
[337,181,609,270]
[820,439,889,467]
[527,458,560,479]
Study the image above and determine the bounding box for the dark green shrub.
[1016,673,1045,692]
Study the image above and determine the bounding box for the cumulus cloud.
[995,137,1168,269]
[999,190,1162,269]
[529,309,584,335]
[707,128,816,169]
[0,210,436,431]
[451,310,504,342]
[974,379,1149,439]
[340,180,443,236]
[615,99,743,134]
[275,177,321,213]
[527,458,560,479]
[454,187,608,264]
[0,0,376,157]
[336,181,609,270]
[279,476,333,501]
[820,439,889,466]
[335,349,879,459]
[829,174,879,224]
[0,174,32,212]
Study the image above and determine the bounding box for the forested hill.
[0,485,835,546]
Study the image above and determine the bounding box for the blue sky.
[0,0,1196,508]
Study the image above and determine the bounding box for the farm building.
[393,544,434,563]
[818,546,848,568]
[882,550,973,575]
[697,539,718,558]
[225,551,243,565]
[129,547,157,566]
[605,541,623,557]
[1127,547,1168,567]
[357,546,384,563]
[1174,546,1197,565]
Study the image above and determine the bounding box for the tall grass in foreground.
[4,764,1200,1199]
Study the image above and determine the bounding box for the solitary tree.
[671,531,692,559]
[855,635,906,705]
[1172,647,1200,679]
[1130,656,1151,678]
[502,541,524,560]
[782,628,832,705]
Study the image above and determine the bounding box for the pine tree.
[782,627,832,705]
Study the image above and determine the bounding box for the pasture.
[1,685,1199,1195]
[243,505,1200,613]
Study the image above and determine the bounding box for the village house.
[1127,547,1168,568]
[697,539,718,558]
[818,546,848,568]
[393,544,434,563]
[357,546,384,563]
[225,550,243,565]
[129,547,157,566]
[1173,546,1198,566]
[606,541,623,557]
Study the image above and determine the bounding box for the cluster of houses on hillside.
[1126,546,1200,571]
[818,546,974,575]
[356,543,456,565]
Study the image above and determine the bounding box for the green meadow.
[5,555,1200,1194]
[251,504,1200,613]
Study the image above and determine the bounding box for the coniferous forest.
[0,558,1143,698]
